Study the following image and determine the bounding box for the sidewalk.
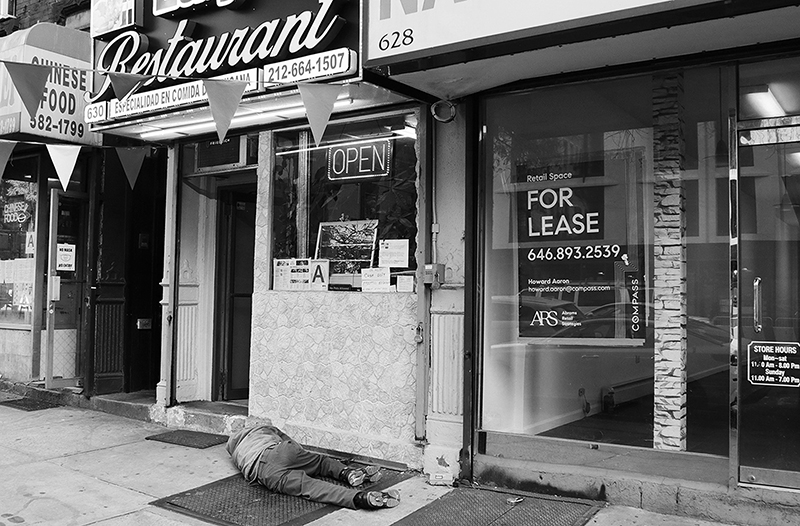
[0,394,736,526]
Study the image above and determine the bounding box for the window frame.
[267,107,424,292]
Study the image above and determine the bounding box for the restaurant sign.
[0,24,101,145]
[86,0,360,124]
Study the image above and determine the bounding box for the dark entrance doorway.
[126,153,166,393]
[215,184,256,401]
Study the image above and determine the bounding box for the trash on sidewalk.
[427,472,454,486]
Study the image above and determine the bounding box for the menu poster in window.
[315,220,378,275]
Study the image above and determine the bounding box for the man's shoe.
[365,489,400,508]
[344,465,382,487]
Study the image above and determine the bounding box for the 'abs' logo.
[380,0,468,20]
[530,310,559,327]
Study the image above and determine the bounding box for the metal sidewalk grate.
[151,468,412,526]
[145,429,229,449]
[393,487,602,526]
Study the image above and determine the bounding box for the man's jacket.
[227,425,290,483]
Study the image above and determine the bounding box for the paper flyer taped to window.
[273,259,329,291]
[361,267,392,292]
[378,239,409,268]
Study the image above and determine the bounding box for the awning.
[371,4,800,100]
[88,81,410,142]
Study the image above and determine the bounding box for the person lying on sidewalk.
[227,424,400,510]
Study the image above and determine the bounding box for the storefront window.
[271,113,419,292]
[481,68,729,454]
[0,156,38,326]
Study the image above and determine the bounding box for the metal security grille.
[394,487,600,526]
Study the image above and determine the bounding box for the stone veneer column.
[652,73,687,450]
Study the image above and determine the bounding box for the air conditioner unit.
[193,135,251,173]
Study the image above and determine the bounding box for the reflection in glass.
[740,141,800,473]
[481,77,655,442]
[271,114,418,291]
[0,157,38,326]
[480,67,731,454]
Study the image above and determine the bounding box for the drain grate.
[393,487,601,526]
[152,469,411,526]
[0,398,59,411]
[145,430,229,449]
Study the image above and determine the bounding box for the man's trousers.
[256,438,359,509]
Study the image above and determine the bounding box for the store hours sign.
[748,341,800,387]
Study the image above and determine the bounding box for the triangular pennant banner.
[46,144,82,191]
[116,147,149,189]
[203,79,248,143]
[4,61,51,118]
[298,83,341,147]
[107,72,151,100]
[0,140,16,181]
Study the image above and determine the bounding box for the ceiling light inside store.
[393,125,417,139]
[92,83,413,141]
[743,85,786,118]
[787,152,800,168]
[140,96,354,141]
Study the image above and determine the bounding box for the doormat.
[151,468,412,526]
[393,487,601,526]
[0,397,59,411]
[145,429,229,449]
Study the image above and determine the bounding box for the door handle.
[753,277,762,333]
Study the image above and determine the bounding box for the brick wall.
[652,72,688,450]
[0,0,88,35]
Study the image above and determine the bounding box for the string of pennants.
[0,59,344,190]
[0,139,150,191]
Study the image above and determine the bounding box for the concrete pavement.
[0,392,737,526]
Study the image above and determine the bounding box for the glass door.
[44,189,87,389]
[738,127,800,488]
